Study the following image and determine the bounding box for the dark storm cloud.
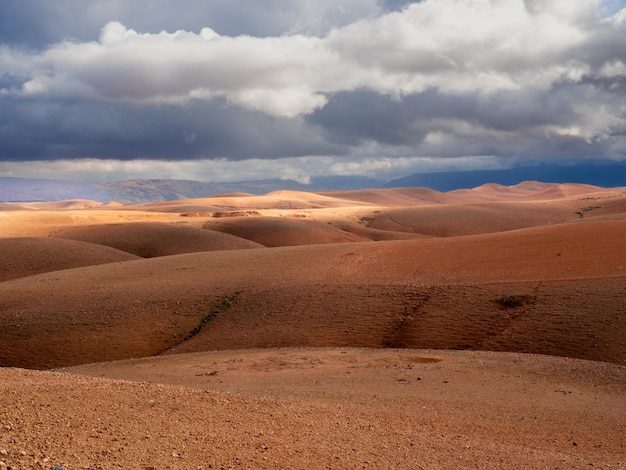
[307,90,439,147]
[308,82,622,160]
[0,0,625,175]
[0,96,345,161]
[0,0,380,49]
[0,1,291,47]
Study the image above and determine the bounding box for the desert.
[1,182,625,469]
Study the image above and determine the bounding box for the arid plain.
[1,182,625,469]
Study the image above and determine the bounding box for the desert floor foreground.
[1,182,625,468]
[0,349,624,469]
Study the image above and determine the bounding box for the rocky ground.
[1,349,625,469]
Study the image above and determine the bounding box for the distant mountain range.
[0,177,308,203]
[0,176,389,203]
[1,161,624,203]
[385,162,626,192]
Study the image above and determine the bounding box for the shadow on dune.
[51,222,263,257]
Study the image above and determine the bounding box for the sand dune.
[1,217,624,369]
[1,183,625,468]
[0,237,139,282]
[128,201,230,213]
[448,181,619,201]
[577,196,626,220]
[357,200,580,237]
[202,216,367,246]
[323,182,625,206]
[321,186,451,206]
[52,221,264,257]
[319,217,432,241]
[0,209,184,237]
[137,191,362,212]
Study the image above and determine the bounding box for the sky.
[0,0,625,184]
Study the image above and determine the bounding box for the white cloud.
[229,88,328,119]
[3,0,623,118]
[600,59,626,78]
[10,22,345,116]
[1,0,625,172]
[0,155,510,184]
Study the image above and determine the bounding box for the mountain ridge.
[1,160,624,203]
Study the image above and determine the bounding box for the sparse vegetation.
[576,205,602,218]
[495,294,533,309]
[211,211,261,218]
[183,292,240,342]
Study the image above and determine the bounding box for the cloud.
[0,154,510,184]
[0,95,346,161]
[0,0,625,172]
[377,0,416,12]
[4,1,624,114]
[308,83,623,160]
[0,0,381,48]
[5,21,343,117]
